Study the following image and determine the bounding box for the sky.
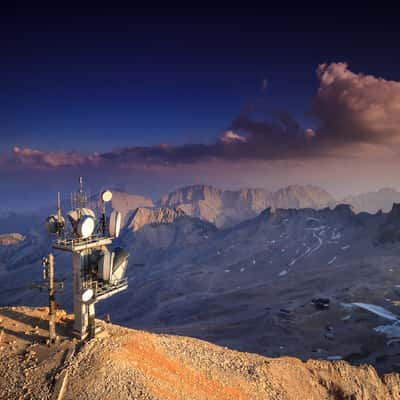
[2,12,400,211]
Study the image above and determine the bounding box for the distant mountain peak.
[342,188,400,214]
[160,184,335,228]
[128,207,186,231]
[110,191,154,225]
[0,233,25,246]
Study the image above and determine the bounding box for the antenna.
[56,192,62,237]
[78,176,83,218]
[57,192,61,216]
[79,176,83,201]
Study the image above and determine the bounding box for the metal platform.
[94,278,128,302]
[53,235,112,252]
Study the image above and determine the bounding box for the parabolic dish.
[81,288,94,303]
[109,209,122,238]
[101,190,113,202]
[78,215,95,238]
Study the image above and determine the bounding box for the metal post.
[72,252,85,338]
[48,253,56,343]
[72,251,95,340]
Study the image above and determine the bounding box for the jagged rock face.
[0,233,25,246]
[122,207,217,264]
[272,185,336,209]
[128,207,186,232]
[111,190,154,225]
[160,185,224,226]
[160,184,222,206]
[259,204,359,229]
[222,188,273,212]
[377,203,400,243]
[386,203,400,222]
[160,184,335,227]
[343,188,400,213]
[333,203,358,218]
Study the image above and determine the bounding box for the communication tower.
[45,177,128,340]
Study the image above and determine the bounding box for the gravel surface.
[1,307,400,399]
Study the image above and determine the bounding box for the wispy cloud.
[12,147,98,168]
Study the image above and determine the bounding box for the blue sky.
[2,14,400,210]
[0,16,367,152]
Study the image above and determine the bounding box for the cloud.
[314,62,400,147]
[6,62,400,171]
[305,128,316,139]
[220,130,247,144]
[228,62,400,158]
[12,146,98,169]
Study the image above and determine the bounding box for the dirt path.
[114,333,252,400]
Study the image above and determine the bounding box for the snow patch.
[374,324,400,338]
[328,256,337,265]
[352,303,399,322]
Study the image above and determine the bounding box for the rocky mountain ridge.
[159,184,336,227]
[343,188,400,214]
[110,190,154,224]
[128,207,185,232]
[0,233,25,246]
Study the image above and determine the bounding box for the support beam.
[48,253,56,343]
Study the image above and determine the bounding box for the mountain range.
[113,184,400,228]
[343,188,400,213]
[159,184,336,227]
[3,183,400,374]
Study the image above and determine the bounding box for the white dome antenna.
[101,190,113,203]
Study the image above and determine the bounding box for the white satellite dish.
[98,249,112,281]
[101,190,113,203]
[111,247,129,283]
[78,215,95,238]
[109,210,121,238]
[82,288,94,303]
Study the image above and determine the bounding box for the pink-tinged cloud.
[12,147,99,169]
[314,62,400,146]
[6,62,400,171]
[305,128,316,139]
[220,130,247,144]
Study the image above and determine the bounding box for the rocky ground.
[1,307,400,400]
